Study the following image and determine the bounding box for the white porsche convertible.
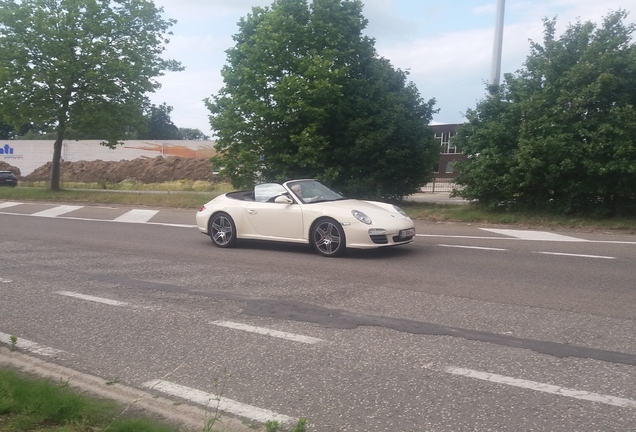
[196,179,415,257]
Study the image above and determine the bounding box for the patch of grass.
[400,202,636,231]
[0,368,305,432]
[0,368,177,432]
[0,186,218,208]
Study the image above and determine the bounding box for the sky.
[149,0,635,136]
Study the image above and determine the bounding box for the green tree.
[0,0,182,190]
[179,127,210,140]
[455,10,636,216]
[0,119,40,139]
[206,0,438,200]
[0,118,13,139]
[140,103,180,139]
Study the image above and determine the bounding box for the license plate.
[400,228,415,238]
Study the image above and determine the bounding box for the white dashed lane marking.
[0,332,63,357]
[31,205,83,217]
[438,244,507,251]
[441,366,636,409]
[535,252,616,260]
[114,209,159,223]
[143,380,296,425]
[210,321,324,344]
[56,291,129,307]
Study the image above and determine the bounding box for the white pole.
[490,0,506,87]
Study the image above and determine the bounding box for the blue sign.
[0,144,15,155]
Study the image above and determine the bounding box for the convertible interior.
[227,190,255,201]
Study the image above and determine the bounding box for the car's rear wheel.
[311,218,346,257]
[209,212,237,248]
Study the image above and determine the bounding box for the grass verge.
[2,184,635,231]
[0,186,218,208]
[0,368,177,432]
[400,202,636,232]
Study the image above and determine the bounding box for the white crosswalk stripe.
[480,228,588,242]
[0,202,20,209]
[114,209,159,223]
[31,205,83,217]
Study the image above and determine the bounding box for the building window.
[445,162,454,174]
[435,131,460,154]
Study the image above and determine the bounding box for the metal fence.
[420,178,461,193]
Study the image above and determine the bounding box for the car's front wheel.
[311,218,346,257]
[209,212,237,248]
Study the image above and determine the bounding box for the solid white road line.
[0,201,20,209]
[114,209,159,223]
[0,212,197,228]
[143,380,296,425]
[535,252,616,260]
[0,332,63,357]
[438,244,507,251]
[480,228,588,242]
[56,291,129,307]
[210,320,324,344]
[0,211,197,228]
[444,366,636,409]
[0,277,11,283]
[416,233,636,245]
[31,205,83,217]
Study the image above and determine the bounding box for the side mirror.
[274,195,293,204]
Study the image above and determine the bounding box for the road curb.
[0,347,258,432]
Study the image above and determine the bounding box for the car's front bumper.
[344,220,415,249]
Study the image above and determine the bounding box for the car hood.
[310,199,410,223]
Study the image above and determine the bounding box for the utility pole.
[490,0,506,88]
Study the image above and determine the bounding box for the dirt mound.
[0,161,21,177]
[23,156,220,183]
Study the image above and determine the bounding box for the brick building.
[430,123,467,179]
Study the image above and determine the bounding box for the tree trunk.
[50,101,68,191]
[50,132,64,191]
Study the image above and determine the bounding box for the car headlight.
[393,205,408,218]
[351,210,372,225]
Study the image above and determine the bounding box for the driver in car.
[291,184,320,203]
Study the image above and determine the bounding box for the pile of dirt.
[21,156,221,183]
[0,161,21,177]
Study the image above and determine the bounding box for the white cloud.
[473,3,497,15]
[150,69,222,135]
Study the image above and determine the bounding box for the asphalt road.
[1,202,635,431]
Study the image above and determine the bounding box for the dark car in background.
[0,171,18,187]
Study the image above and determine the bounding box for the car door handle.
[248,210,257,215]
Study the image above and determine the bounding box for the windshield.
[254,183,288,202]
[286,180,345,204]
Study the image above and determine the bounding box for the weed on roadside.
[9,335,17,351]
[202,370,230,432]
[265,418,307,432]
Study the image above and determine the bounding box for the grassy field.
[1,183,635,232]
[0,366,306,432]
[0,368,178,432]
